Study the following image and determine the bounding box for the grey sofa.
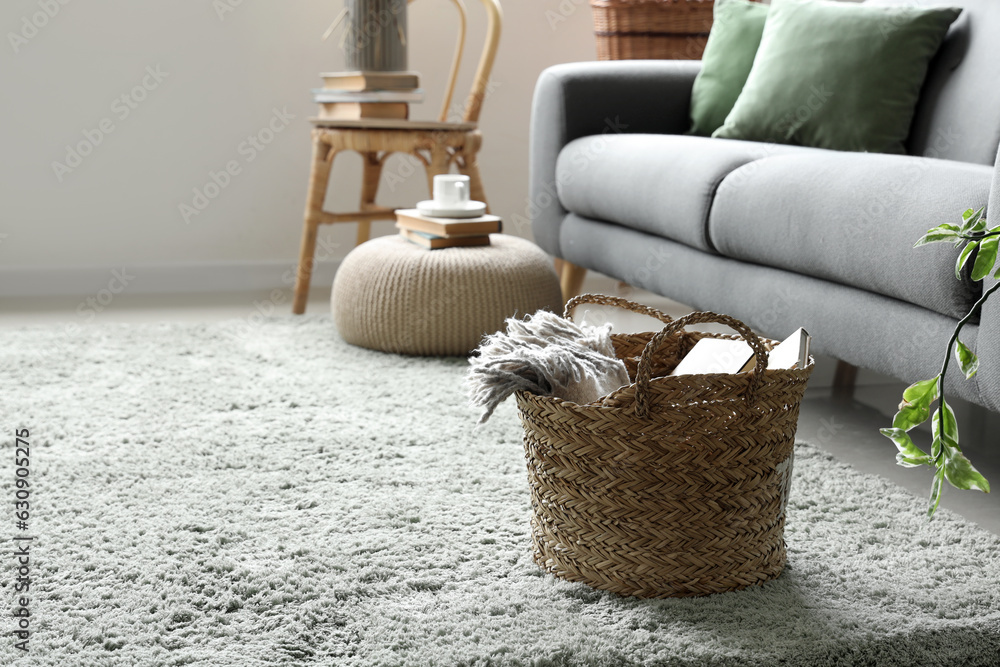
[529,0,1000,412]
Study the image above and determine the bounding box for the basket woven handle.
[634,311,769,418]
[563,293,674,325]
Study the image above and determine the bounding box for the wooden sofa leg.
[833,360,858,399]
[559,261,587,304]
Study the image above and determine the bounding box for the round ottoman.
[332,234,563,355]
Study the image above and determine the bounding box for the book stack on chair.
[397,174,499,249]
[313,71,423,121]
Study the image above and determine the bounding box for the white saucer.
[416,200,487,218]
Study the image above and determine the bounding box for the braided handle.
[634,311,769,418]
[563,293,674,325]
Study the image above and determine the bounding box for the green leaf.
[960,206,986,233]
[944,450,991,493]
[928,467,945,518]
[931,400,959,444]
[881,428,931,468]
[914,224,961,247]
[892,377,939,431]
[931,435,942,460]
[955,339,979,379]
[969,207,987,233]
[929,399,959,462]
[956,241,979,279]
[971,235,999,281]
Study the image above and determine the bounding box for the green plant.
[880,207,993,518]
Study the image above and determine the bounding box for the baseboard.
[0,259,342,297]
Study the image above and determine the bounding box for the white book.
[670,338,754,376]
[765,328,811,370]
[741,328,812,372]
[670,328,811,377]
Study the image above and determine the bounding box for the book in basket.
[669,328,811,376]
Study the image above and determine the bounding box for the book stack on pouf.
[396,175,499,249]
[313,71,423,121]
[332,172,560,354]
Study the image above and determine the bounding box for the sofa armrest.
[971,145,1000,411]
[529,60,702,256]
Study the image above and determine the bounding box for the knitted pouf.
[332,234,563,355]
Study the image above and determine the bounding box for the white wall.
[0,0,596,295]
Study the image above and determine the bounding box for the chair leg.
[356,151,382,246]
[460,150,489,212]
[833,360,858,399]
[293,134,335,315]
[293,221,320,316]
[424,146,452,194]
[559,261,588,304]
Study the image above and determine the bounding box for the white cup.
[433,174,471,207]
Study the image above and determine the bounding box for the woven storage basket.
[514,295,814,598]
[591,0,715,60]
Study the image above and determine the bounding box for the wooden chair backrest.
[413,0,502,123]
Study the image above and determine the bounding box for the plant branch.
[936,279,1000,462]
[959,230,1000,240]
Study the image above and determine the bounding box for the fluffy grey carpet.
[1,317,999,667]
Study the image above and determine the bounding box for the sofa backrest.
[867,0,1000,165]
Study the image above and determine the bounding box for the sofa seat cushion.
[709,151,991,320]
[555,135,819,252]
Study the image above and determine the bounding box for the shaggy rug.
[1,317,999,667]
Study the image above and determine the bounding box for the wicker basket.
[591,0,715,60]
[514,295,814,598]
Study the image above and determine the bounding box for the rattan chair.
[292,0,503,314]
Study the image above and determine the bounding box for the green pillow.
[712,0,961,153]
[689,0,769,137]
